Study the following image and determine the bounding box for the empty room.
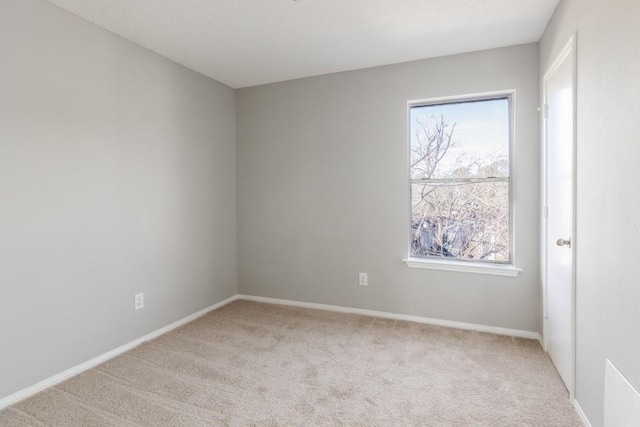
[1,0,639,425]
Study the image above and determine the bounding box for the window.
[408,94,513,267]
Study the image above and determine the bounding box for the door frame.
[541,33,577,399]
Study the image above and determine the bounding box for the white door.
[543,36,576,395]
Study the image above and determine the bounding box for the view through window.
[409,96,512,263]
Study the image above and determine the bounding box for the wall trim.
[0,294,239,411]
[237,294,542,342]
[573,399,592,427]
[1,293,544,412]
[403,257,522,277]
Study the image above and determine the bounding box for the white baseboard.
[237,294,542,342]
[0,294,239,411]
[573,399,592,427]
[1,292,544,411]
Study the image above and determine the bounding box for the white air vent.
[604,359,640,426]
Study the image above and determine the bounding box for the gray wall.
[0,0,237,399]
[237,44,542,333]
[540,0,640,425]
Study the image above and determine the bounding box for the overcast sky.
[410,98,509,176]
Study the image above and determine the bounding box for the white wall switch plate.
[358,272,368,286]
[134,293,144,310]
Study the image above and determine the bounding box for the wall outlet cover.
[134,293,144,310]
[358,273,368,286]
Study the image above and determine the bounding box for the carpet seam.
[113,354,241,398]
[90,369,230,418]
[144,340,326,392]
[89,369,229,423]
[118,353,249,393]
[3,407,45,426]
[48,387,142,427]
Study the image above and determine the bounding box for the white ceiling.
[46,0,559,88]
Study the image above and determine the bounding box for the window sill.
[403,257,522,277]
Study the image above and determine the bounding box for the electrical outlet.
[358,272,368,286]
[134,293,144,310]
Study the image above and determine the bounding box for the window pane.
[410,98,510,180]
[411,182,510,262]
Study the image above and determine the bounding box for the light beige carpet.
[0,300,580,426]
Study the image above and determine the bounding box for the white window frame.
[402,91,522,277]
